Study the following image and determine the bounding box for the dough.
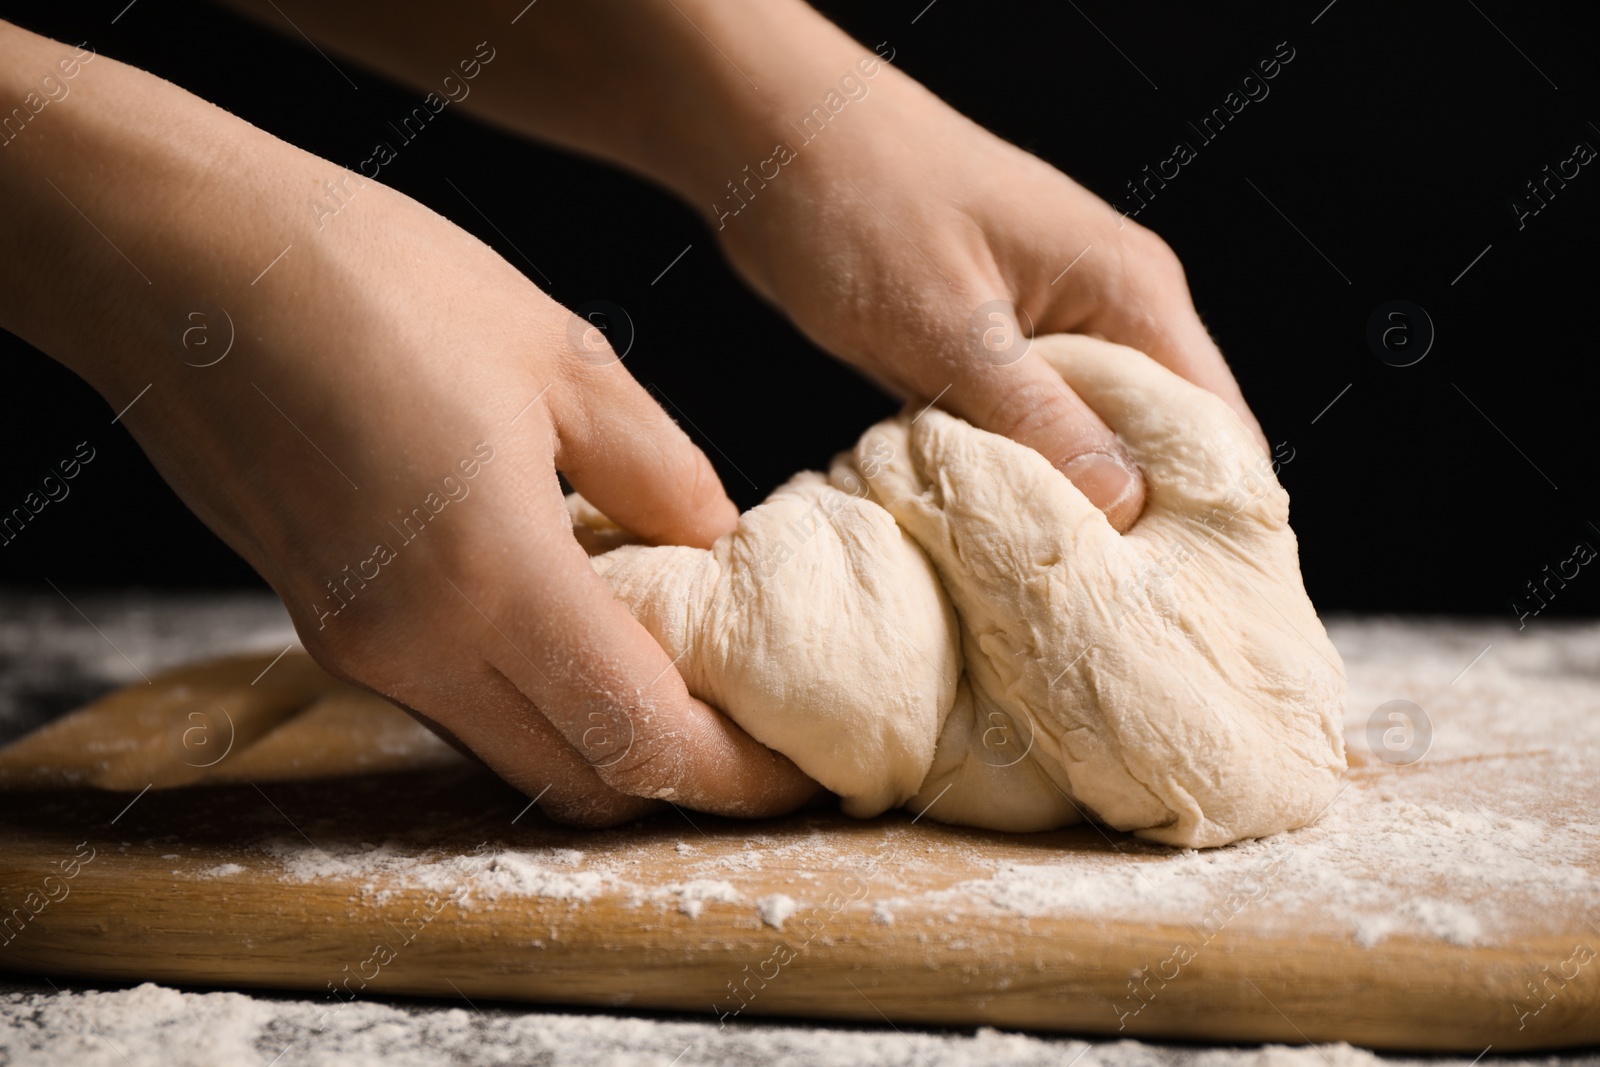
[576,335,1346,847]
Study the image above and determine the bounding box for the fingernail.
[1058,450,1140,514]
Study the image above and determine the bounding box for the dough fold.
[577,335,1346,847]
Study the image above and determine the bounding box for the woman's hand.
[0,21,820,825]
[201,0,1265,534]
[707,67,1268,532]
[280,0,1265,533]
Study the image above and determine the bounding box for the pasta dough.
[575,335,1346,847]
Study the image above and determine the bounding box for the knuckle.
[651,440,708,501]
[675,448,728,521]
[294,582,480,701]
[626,444,727,541]
[301,622,393,690]
[980,376,1088,455]
[593,738,673,794]
[1123,225,1188,289]
[576,338,619,365]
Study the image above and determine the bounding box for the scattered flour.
[671,879,742,919]
[232,763,1596,949]
[757,894,798,929]
[3,980,1562,1067]
[92,620,1600,963]
[478,851,609,904]
[855,784,1597,947]
[1353,899,1483,949]
[10,589,1600,1063]
[261,839,755,920]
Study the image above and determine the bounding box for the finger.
[477,441,824,818]
[1030,334,1278,518]
[555,354,738,549]
[935,328,1146,533]
[1081,230,1269,452]
[1091,299,1268,453]
[391,670,663,828]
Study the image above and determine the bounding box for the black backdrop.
[0,1,1595,620]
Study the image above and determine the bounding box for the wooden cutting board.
[0,648,1596,1051]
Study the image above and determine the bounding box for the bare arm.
[216,0,1268,532]
[0,18,820,824]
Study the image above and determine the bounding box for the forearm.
[209,0,899,217]
[0,20,366,400]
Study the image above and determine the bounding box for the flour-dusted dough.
[589,473,960,819]
[578,336,1346,847]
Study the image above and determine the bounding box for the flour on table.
[0,980,1243,1066]
[757,893,798,929]
[0,979,1576,1067]
[175,620,1597,952]
[260,837,750,920]
[671,879,742,918]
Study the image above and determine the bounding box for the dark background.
[0,1,1594,620]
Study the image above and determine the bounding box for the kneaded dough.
[576,335,1346,847]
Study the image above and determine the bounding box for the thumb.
[552,358,740,549]
[936,327,1147,532]
[1084,228,1269,452]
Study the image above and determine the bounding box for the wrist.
[450,0,900,217]
[615,0,902,212]
[191,1,905,228]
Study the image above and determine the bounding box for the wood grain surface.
[0,651,1596,1051]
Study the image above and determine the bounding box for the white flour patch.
[0,981,1557,1067]
[878,784,1597,946]
[668,879,742,919]
[757,894,798,929]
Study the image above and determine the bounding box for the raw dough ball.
[575,335,1346,847]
